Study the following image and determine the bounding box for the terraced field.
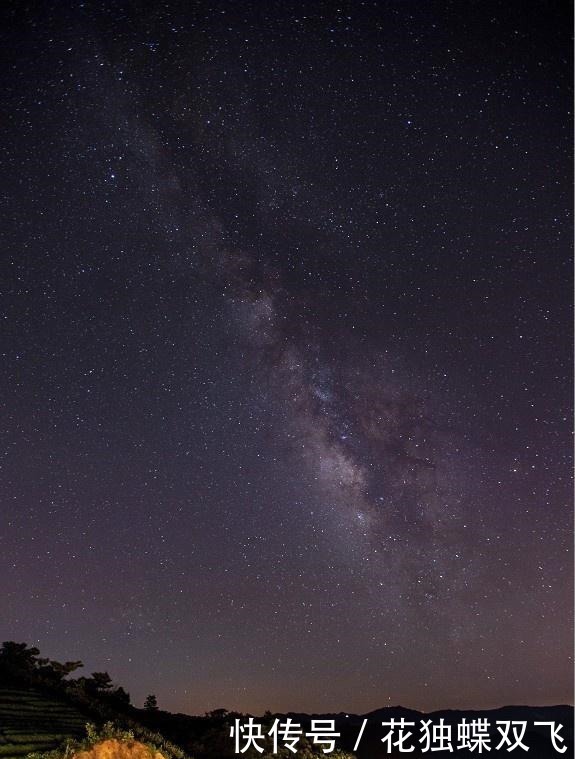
[0,687,88,758]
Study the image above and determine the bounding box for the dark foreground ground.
[0,685,572,759]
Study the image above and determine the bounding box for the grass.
[0,688,188,759]
[0,687,87,759]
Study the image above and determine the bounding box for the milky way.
[1,0,572,715]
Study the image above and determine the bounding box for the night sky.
[1,0,572,716]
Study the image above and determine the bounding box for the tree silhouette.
[38,659,84,682]
[111,685,131,705]
[0,641,41,673]
[0,642,83,684]
[91,671,114,691]
[144,693,159,711]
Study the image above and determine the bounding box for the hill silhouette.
[0,642,572,759]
